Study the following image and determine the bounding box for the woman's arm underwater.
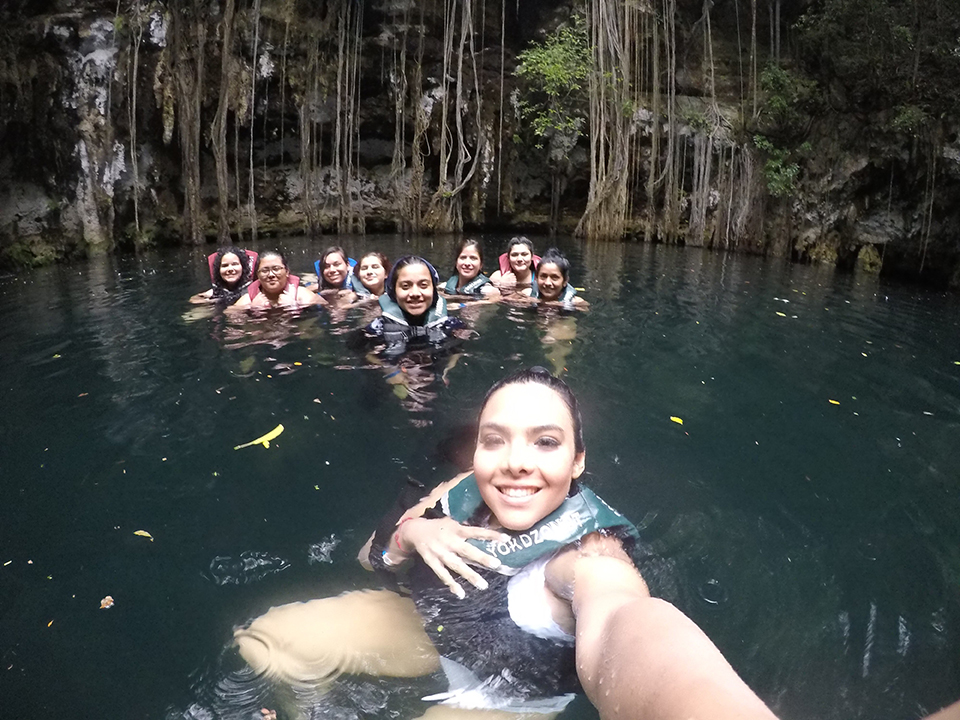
[189,288,214,303]
[547,534,778,720]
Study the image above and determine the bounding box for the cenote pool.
[0,236,958,720]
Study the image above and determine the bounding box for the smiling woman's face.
[474,382,585,531]
[357,255,386,293]
[508,244,533,275]
[257,255,289,294]
[322,252,348,286]
[394,263,434,316]
[456,246,482,281]
[219,253,243,286]
[536,262,565,301]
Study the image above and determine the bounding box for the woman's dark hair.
[213,246,253,291]
[479,366,584,453]
[536,248,571,284]
[319,246,350,289]
[505,235,535,257]
[453,239,484,276]
[354,251,391,281]
[255,250,288,275]
[386,255,440,307]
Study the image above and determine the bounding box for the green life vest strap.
[444,274,490,296]
[531,279,577,304]
[378,294,448,327]
[441,473,639,573]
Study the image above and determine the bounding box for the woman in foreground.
[233,368,778,720]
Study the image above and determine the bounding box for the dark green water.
[1,236,958,720]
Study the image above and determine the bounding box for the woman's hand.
[397,517,507,598]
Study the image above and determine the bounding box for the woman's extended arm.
[553,539,778,720]
[189,289,214,303]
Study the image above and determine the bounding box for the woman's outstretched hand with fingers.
[394,516,506,598]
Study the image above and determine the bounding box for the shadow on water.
[0,237,958,720]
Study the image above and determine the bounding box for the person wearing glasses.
[232,250,323,309]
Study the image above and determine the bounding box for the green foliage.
[681,108,711,134]
[515,15,590,102]
[759,64,817,137]
[798,0,960,115]
[754,135,803,198]
[890,104,930,138]
[514,14,590,163]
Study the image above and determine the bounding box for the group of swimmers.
[191,236,587,312]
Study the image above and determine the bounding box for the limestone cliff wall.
[1,0,958,288]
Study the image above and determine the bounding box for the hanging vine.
[211,0,236,243]
[171,0,207,245]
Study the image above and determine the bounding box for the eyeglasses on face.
[258,265,286,277]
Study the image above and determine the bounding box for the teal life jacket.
[377,294,451,351]
[349,272,372,296]
[443,273,490,297]
[531,278,578,304]
[440,473,639,574]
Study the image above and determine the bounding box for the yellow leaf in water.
[134,530,154,541]
[776,311,787,317]
[828,399,840,405]
[234,424,285,450]
[670,416,684,425]
[47,620,54,627]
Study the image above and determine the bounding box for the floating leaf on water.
[294,362,302,366]
[47,620,54,627]
[2,560,10,566]
[670,416,684,425]
[134,530,154,541]
[100,595,115,609]
[313,398,322,404]
[234,424,284,450]
[775,311,787,317]
[828,399,840,405]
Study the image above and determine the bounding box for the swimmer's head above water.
[319,246,350,289]
[213,246,252,290]
[255,251,291,296]
[535,249,572,302]
[474,367,585,531]
[386,256,441,318]
[504,236,535,276]
[453,239,485,281]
